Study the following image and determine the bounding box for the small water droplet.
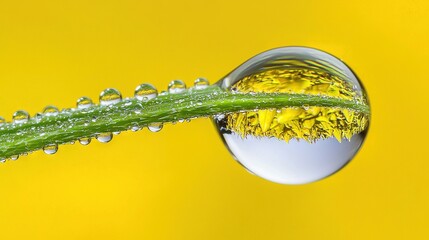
[43,144,58,155]
[0,158,6,163]
[168,80,186,94]
[96,133,113,143]
[194,77,209,90]
[12,110,29,124]
[79,137,91,145]
[0,116,6,125]
[148,123,163,132]
[10,155,19,160]
[135,83,158,101]
[131,126,141,132]
[43,105,59,116]
[99,88,122,106]
[113,131,121,135]
[77,96,94,109]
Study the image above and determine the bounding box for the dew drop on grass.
[99,88,122,106]
[168,80,186,94]
[43,144,58,155]
[79,137,91,146]
[96,133,113,143]
[213,46,370,184]
[43,105,59,116]
[77,96,94,109]
[193,77,209,90]
[148,123,163,132]
[12,110,29,124]
[135,83,158,101]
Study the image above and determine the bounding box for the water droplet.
[99,88,122,106]
[43,144,58,155]
[43,105,59,116]
[168,80,186,94]
[96,133,113,143]
[214,46,370,184]
[79,137,91,145]
[131,125,141,132]
[77,96,93,109]
[135,83,158,101]
[148,123,163,132]
[0,116,6,125]
[113,131,121,135]
[10,155,19,160]
[0,158,6,163]
[194,77,209,90]
[12,110,29,124]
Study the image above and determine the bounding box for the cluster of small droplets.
[0,77,210,162]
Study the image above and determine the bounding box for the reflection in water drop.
[79,137,91,145]
[43,144,58,155]
[77,96,94,109]
[219,131,365,184]
[214,46,370,184]
[193,77,209,90]
[148,123,163,132]
[12,110,29,124]
[43,105,59,116]
[96,133,113,143]
[135,83,158,101]
[168,80,186,94]
[99,88,122,106]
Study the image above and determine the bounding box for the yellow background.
[0,0,427,239]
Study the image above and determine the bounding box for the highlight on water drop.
[214,46,370,185]
[168,80,186,94]
[134,83,158,101]
[99,88,122,106]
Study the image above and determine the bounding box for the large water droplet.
[10,155,19,160]
[12,110,29,124]
[43,144,58,155]
[96,133,113,143]
[168,80,186,94]
[77,96,94,109]
[43,105,59,116]
[99,88,122,106]
[194,77,209,90]
[135,83,158,101]
[148,123,163,132]
[214,46,370,184]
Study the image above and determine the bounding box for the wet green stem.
[0,85,369,159]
